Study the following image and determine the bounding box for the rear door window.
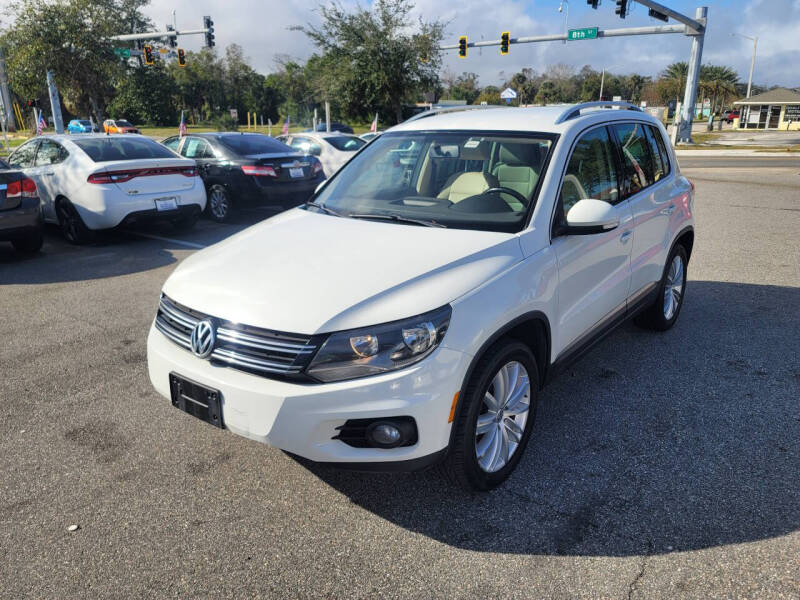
[72,137,176,162]
[162,136,182,152]
[181,137,215,159]
[35,139,69,166]
[612,122,656,198]
[645,125,671,182]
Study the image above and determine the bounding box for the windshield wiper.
[348,212,446,228]
[303,201,345,218]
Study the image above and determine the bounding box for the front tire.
[56,199,94,245]
[206,184,233,222]
[636,244,688,331]
[440,339,539,491]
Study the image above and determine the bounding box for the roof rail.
[555,101,643,124]
[404,104,505,123]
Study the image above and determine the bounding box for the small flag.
[282,115,290,135]
[36,111,47,135]
[370,112,378,133]
[179,110,187,137]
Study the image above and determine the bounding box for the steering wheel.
[481,186,528,207]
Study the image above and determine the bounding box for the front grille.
[154,294,320,379]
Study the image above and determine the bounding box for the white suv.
[147,103,694,490]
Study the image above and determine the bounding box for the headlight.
[306,305,451,382]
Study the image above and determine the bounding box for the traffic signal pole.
[442,2,707,143]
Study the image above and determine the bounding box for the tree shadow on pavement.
[297,281,800,557]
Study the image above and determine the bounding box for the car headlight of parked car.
[306,305,451,382]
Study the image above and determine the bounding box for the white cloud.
[141,0,800,87]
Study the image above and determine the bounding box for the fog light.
[367,422,402,448]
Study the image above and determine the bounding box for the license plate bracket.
[169,373,224,428]
[155,197,178,211]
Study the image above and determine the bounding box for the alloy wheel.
[663,254,684,320]
[58,204,80,243]
[209,187,229,220]
[475,361,531,473]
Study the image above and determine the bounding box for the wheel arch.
[671,225,694,262]
[447,311,551,447]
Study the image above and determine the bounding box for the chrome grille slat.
[155,294,318,379]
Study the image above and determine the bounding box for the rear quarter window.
[72,137,177,162]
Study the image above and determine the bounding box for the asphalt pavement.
[1,160,798,599]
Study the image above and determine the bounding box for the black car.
[0,158,43,253]
[161,132,326,222]
[306,122,354,134]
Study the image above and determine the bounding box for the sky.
[142,0,800,88]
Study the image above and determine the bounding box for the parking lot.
[1,157,798,598]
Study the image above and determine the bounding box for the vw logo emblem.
[190,318,216,359]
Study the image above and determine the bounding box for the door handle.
[620,230,633,243]
[660,204,676,216]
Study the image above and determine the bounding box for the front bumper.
[147,322,469,465]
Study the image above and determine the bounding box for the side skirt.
[546,282,659,383]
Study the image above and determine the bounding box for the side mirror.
[563,198,619,235]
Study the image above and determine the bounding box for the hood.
[163,209,523,334]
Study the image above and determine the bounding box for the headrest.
[498,143,538,166]
[461,139,491,161]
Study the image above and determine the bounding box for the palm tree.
[699,65,739,114]
[662,62,689,104]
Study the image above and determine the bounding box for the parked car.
[0,158,43,253]
[67,119,97,134]
[161,132,325,222]
[359,131,383,142]
[276,131,366,177]
[147,103,694,490]
[103,119,140,134]
[7,134,206,244]
[722,110,740,124]
[305,121,354,134]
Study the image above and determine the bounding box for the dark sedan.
[0,158,43,253]
[162,132,325,222]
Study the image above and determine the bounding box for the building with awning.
[733,87,800,130]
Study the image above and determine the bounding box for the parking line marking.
[127,232,207,249]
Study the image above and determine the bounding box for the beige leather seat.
[491,144,540,207]
[437,141,498,203]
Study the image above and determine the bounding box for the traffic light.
[587,0,599,7]
[203,16,215,48]
[458,36,467,58]
[166,25,177,48]
[648,8,669,22]
[143,44,154,65]
[615,0,628,18]
[177,48,186,67]
[26,99,39,108]
[500,31,510,55]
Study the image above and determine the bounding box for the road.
[1,160,798,599]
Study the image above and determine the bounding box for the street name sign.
[568,27,598,41]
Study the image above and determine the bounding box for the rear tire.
[56,199,94,245]
[12,229,44,254]
[439,339,539,491]
[206,184,233,222]
[635,244,688,331]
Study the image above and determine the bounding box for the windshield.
[312,131,555,233]
[116,120,134,127]
[325,136,366,152]
[78,120,91,126]
[218,133,292,155]
[73,137,176,162]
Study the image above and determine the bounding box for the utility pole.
[599,68,605,101]
[731,33,757,98]
[0,48,15,132]
[677,6,706,142]
[46,70,65,134]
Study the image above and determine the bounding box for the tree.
[108,61,177,125]
[1,0,151,122]
[443,72,481,104]
[297,0,444,123]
